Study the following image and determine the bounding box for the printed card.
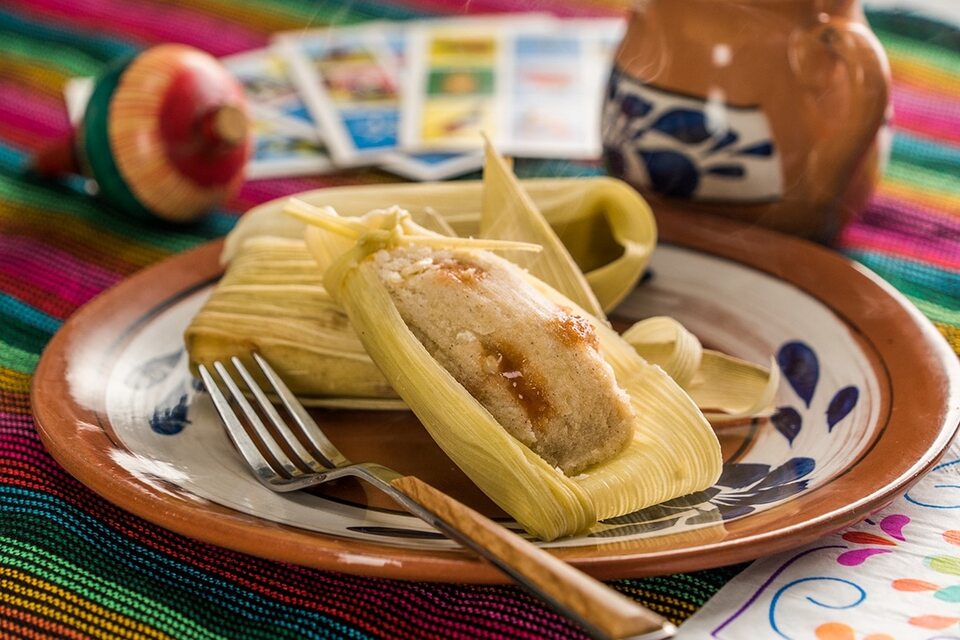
[277,22,485,179]
[245,115,334,180]
[221,47,335,178]
[276,24,403,166]
[498,18,625,159]
[221,47,315,126]
[383,22,485,179]
[400,23,506,152]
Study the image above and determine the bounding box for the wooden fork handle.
[390,475,674,640]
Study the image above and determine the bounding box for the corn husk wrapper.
[183,236,405,407]
[623,316,780,422]
[479,146,605,319]
[292,203,722,541]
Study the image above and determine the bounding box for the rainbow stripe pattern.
[1,1,958,637]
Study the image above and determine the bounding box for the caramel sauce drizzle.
[550,311,598,349]
[490,344,551,433]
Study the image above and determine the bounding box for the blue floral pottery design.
[710,457,816,520]
[602,66,784,203]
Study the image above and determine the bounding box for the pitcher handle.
[789,15,890,207]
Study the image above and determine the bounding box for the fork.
[199,353,675,640]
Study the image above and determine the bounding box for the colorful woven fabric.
[838,11,960,354]
[0,1,958,638]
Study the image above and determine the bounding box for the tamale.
[289,202,723,540]
[371,242,634,476]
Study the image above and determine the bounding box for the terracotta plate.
[32,209,960,582]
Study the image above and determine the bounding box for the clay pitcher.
[602,0,890,241]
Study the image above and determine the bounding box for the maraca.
[33,44,251,223]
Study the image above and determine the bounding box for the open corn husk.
[289,201,723,541]
[622,316,780,422]
[478,144,606,319]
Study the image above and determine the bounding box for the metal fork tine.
[211,360,300,479]
[230,356,327,474]
[199,364,283,487]
[252,352,350,468]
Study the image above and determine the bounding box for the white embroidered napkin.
[677,436,960,639]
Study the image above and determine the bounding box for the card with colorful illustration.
[388,24,488,180]
[276,24,404,166]
[220,47,334,178]
[246,114,334,180]
[400,14,560,153]
[277,22,487,179]
[499,19,625,159]
[221,47,315,126]
[400,22,506,152]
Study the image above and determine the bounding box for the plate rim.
[31,208,960,582]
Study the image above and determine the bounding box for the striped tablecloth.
[1,1,957,638]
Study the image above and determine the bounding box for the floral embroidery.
[814,621,893,640]
[834,515,908,566]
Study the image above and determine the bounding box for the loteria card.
[382,23,485,179]
[399,14,557,153]
[400,22,506,152]
[245,114,334,180]
[221,47,334,178]
[498,18,626,159]
[221,47,315,126]
[276,24,402,166]
[277,22,485,179]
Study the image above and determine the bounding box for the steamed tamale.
[290,202,723,540]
